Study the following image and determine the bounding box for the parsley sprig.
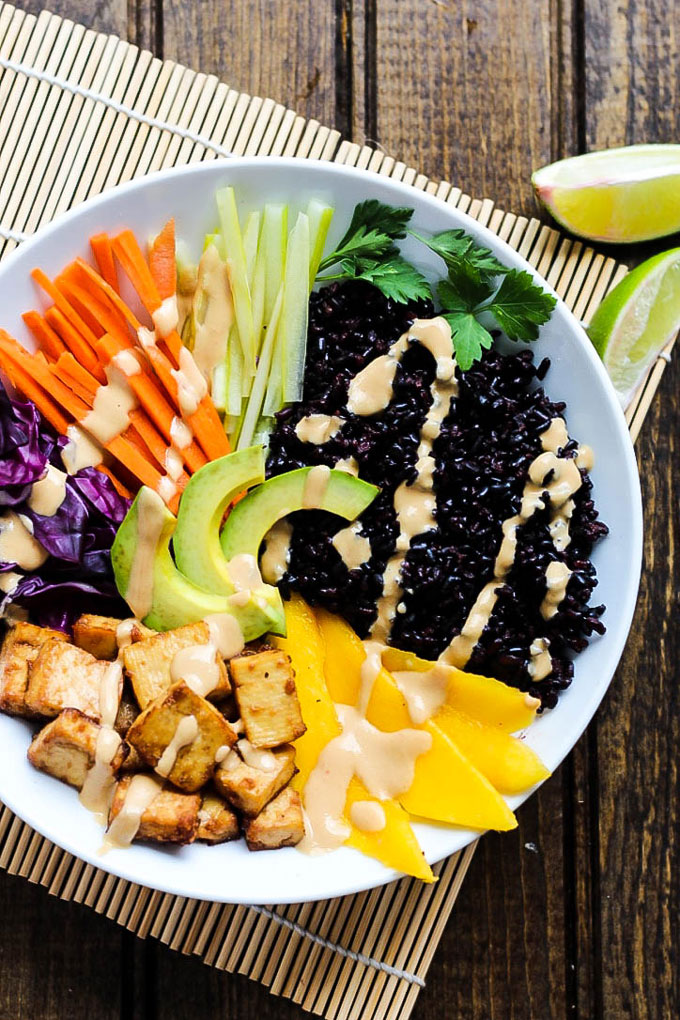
[315,201,557,370]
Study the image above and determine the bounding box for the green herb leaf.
[487,269,557,341]
[442,312,494,371]
[318,200,414,274]
[437,275,492,315]
[352,254,432,303]
[414,229,510,283]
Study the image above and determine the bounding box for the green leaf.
[442,312,494,371]
[415,229,510,282]
[437,274,492,314]
[337,200,414,248]
[487,269,557,341]
[353,254,432,303]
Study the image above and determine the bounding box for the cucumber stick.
[261,204,288,322]
[237,284,284,450]
[216,187,256,378]
[281,212,311,403]
[307,199,334,286]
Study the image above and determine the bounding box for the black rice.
[267,280,608,709]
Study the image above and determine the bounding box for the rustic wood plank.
[17,0,128,35]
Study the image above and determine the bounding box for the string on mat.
[249,904,426,987]
[0,56,235,161]
[0,224,27,243]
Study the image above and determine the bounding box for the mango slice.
[316,609,517,832]
[381,646,540,732]
[345,777,435,883]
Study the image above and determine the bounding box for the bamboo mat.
[0,3,670,1018]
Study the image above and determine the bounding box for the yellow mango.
[345,777,435,882]
[433,705,550,795]
[273,594,340,789]
[316,609,517,832]
[381,645,539,732]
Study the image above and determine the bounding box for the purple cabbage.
[0,383,131,631]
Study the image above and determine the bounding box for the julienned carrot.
[94,333,208,473]
[44,306,106,383]
[98,465,133,500]
[106,432,165,496]
[0,331,90,421]
[112,229,162,312]
[22,311,66,360]
[188,396,231,460]
[49,363,95,406]
[90,233,118,292]
[55,351,99,396]
[32,269,102,354]
[75,258,142,333]
[0,339,69,433]
[58,267,131,346]
[148,220,176,300]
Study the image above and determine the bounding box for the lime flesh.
[532,145,680,243]
[587,247,680,405]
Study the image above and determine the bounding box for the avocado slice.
[173,447,265,595]
[111,486,285,635]
[220,467,379,562]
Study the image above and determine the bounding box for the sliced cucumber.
[281,211,311,403]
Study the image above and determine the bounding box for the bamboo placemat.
[0,3,670,1018]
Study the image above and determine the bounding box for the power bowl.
[0,158,642,905]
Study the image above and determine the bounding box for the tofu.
[0,622,68,716]
[120,742,146,773]
[126,680,236,793]
[72,614,122,661]
[24,639,113,720]
[114,683,140,737]
[27,708,127,789]
[109,775,200,845]
[197,791,239,844]
[123,622,230,709]
[243,787,305,851]
[230,650,306,748]
[214,743,296,816]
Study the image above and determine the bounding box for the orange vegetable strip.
[44,306,106,383]
[129,409,190,490]
[32,268,102,352]
[97,466,132,499]
[106,432,164,493]
[49,363,95,406]
[75,258,142,332]
[0,332,91,420]
[112,229,161,312]
[148,219,176,300]
[94,333,207,473]
[188,396,231,460]
[0,340,69,433]
[55,351,99,396]
[90,233,119,292]
[22,311,66,360]
[58,268,131,346]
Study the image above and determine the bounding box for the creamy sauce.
[295,414,344,445]
[61,424,103,474]
[82,364,138,445]
[156,714,199,778]
[302,465,331,509]
[0,512,48,569]
[299,640,431,854]
[370,319,458,642]
[227,552,262,591]
[528,637,552,681]
[27,464,68,517]
[206,612,246,659]
[260,520,293,584]
[152,295,180,338]
[334,456,359,476]
[112,349,142,377]
[391,663,449,725]
[440,416,593,671]
[157,476,178,504]
[164,447,184,481]
[346,345,406,416]
[0,570,22,595]
[125,488,167,619]
[332,521,371,571]
[103,774,164,851]
[170,416,193,450]
[576,444,594,472]
[191,246,233,381]
[171,346,208,417]
[349,800,386,833]
[237,738,279,772]
[215,744,232,764]
[138,326,157,350]
[171,643,221,696]
[80,727,123,822]
[115,618,139,649]
[540,561,572,620]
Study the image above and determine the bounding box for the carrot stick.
[55,352,99,396]
[74,258,142,332]
[98,465,132,499]
[0,342,70,433]
[106,432,164,493]
[49,363,95,406]
[0,331,91,420]
[112,229,161,312]
[188,396,231,460]
[32,268,102,351]
[90,233,119,292]
[148,220,176,300]
[22,311,66,360]
[58,267,131,346]
[44,306,106,383]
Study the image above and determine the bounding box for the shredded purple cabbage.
[0,383,131,631]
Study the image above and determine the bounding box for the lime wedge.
[588,247,680,405]
[532,145,680,243]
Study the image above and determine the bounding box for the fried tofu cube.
[114,683,140,736]
[27,708,127,789]
[72,614,122,661]
[0,622,68,716]
[214,743,296,816]
[24,639,114,720]
[197,791,240,844]
[230,650,306,748]
[243,787,305,851]
[109,774,200,845]
[123,622,230,709]
[120,742,146,773]
[126,680,236,793]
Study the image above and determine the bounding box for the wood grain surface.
[2,1,678,1017]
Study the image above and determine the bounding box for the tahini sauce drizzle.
[61,424,103,474]
[171,346,208,417]
[103,775,164,852]
[82,364,138,445]
[80,652,124,823]
[0,512,48,569]
[152,295,180,338]
[261,520,293,583]
[295,414,344,445]
[156,714,199,778]
[349,800,386,833]
[124,488,167,619]
[302,465,331,508]
[27,465,67,517]
[332,521,371,571]
[391,662,449,725]
[170,613,246,698]
[190,246,234,382]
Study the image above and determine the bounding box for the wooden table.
[1,1,677,1017]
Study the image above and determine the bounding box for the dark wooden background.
[1,1,678,1017]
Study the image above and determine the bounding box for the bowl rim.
[0,157,643,904]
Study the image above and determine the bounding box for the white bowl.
[0,158,642,905]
